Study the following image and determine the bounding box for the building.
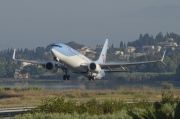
[14,69,29,79]
[142,45,155,52]
[115,51,124,55]
[22,62,32,67]
[141,45,162,53]
[133,53,147,57]
[124,46,136,53]
[77,47,96,55]
[158,42,178,47]
[88,53,96,59]
[155,46,162,52]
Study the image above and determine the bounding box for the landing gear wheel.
[88,76,92,81]
[92,76,95,81]
[88,76,95,81]
[63,75,67,80]
[67,75,70,80]
[63,75,70,80]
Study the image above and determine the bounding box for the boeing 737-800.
[13,39,166,80]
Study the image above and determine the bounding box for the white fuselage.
[51,44,105,79]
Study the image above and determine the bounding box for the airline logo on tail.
[102,54,105,63]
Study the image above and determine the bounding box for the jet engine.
[45,62,58,73]
[88,63,101,73]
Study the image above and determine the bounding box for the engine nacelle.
[45,62,58,73]
[88,63,101,73]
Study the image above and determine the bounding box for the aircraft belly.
[57,53,87,73]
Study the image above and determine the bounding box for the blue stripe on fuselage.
[51,43,80,57]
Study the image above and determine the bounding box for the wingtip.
[13,49,16,60]
[161,50,166,65]
[161,50,166,61]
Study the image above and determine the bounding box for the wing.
[13,49,45,64]
[100,50,166,71]
[12,49,65,68]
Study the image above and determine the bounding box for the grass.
[13,111,133,119]
[12,93,180,119]
[0,86,180,108]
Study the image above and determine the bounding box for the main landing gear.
[88,71,96,81]
[63,68,70,80]
[88,76,95,81]
[63,75,70,80]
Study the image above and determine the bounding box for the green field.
[0,87,179,118]
[0,86,180,108]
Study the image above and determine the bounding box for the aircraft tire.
[67,75,70,80]
[63,75,66,80]
[88,76,92,81]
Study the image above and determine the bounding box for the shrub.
[161,82,173,90]
[3,86,13,91]
[28,93,180,118]
[23,86,42,91]
[34,97,76,114]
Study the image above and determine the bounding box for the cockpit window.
[52,44,62,48]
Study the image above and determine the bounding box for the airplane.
[13,39,166,80]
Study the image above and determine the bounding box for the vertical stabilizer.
[96,39,108,63]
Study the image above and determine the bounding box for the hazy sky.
[0,0,180,49]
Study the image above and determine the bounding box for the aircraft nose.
[50,47,56,55]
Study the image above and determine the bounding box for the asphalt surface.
[0,107,35,118]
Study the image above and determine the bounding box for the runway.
[0,107,35,118]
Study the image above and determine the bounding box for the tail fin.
[96,39,108,63]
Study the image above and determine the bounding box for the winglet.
[13,49,16,60]
[160,50,166,65]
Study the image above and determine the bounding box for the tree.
[5,64,19,78]
[111,44,114,48]
[176,63,180,78]
[120,41,123,48]
[155,32,164,42]
[21,65,45,76]
[0,64,6,77]
[162,82,173,90]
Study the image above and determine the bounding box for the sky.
[0,0,180,50]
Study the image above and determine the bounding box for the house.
[119,54,130,60]
[77,47,96,55]
[124,46,136,53]
[22,62,32,67]
[133,53,147,57]
[77,49,86,55]
[88,53,96,59]
[142,45,162,53]
[158,42,178,47]
[142,45,155,52]
[115,51,124,55]
[14,69,29,79]
[155,46,162,52]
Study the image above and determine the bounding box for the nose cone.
[50,47,56,56]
